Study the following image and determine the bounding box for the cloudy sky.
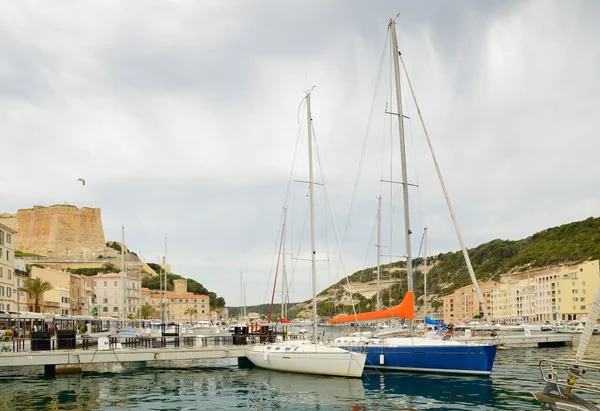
[1,1,599,307]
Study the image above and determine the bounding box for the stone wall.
[4,205,107,258]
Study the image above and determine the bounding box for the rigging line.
[412,231,425,285]
[286,198,309,300]
[359,207,379,291]
[263,109,307,305]
[401,65,424,247]
[399,53,491,323]
[268,223,285,323]
[311,124,361,327]
[336,28,390,277]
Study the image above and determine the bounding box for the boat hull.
[245,344,366,378]
[341,343,496,376]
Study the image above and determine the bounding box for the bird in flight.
[77,178,86,186]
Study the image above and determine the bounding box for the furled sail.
[327,292,414,324]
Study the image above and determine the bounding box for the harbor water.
[0,335,598,410]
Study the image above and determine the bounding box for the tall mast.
[160,255,164,323]
[389,19,413,334]
[281,208,287,320]
[306,90,318,343]
[240,271,243,321]
[423,227,428,319]
[164,234,168,323]
[121,225,125,324]
[376,196,382,311]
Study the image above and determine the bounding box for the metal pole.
[159,255,164,324]
[424,227,428,319]
[164,235,167,323]
[306,90,318,344]
[376,196,382,311]
[121,225,125,327]
[281,208,287,320]
[389,19,413,335]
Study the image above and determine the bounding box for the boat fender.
[421,332,425,337]
[379,354,385,365]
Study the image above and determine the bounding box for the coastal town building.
[149,279,209,322]
[0,223,16,312]
[441,281,499,324]
[29,266,94,315]
[534,260,599,322]
[13,258,28,312]
[442,260,599,324]
[91,272,141,318]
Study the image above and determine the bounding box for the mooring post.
[44,364,56,378]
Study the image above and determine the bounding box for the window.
[581,297,586,302]
[113,307,118,312]
[6,250,9,260]
[114,281,117,286]
[573,289,579,294]
[6,234,10,244]
[104,290,108,296]
[7,288,11,297]
[583,289,587,294]
[573,297,579,302]
[7,270,11,280]
[103,307,108,312]
[114,298,118,304]
[581,305,586,310]
[17,279,20,287]
[0,231,3,245]
[114,289,118,295]
[583,281,586,286]
[104,281,107,287]
[94,281,97,287]
[6,304,9,311]
[103,298,108,304]
[0,267,2,278]
[572,281,576,286]
[0,287,4,296]
[0,304,3,310]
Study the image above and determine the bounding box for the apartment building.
[149,279,209,322]
[0,223,16,312]
[91,273,141,318]
[30,266,94,315]
[535,260,599,322]
[490,279,536,323]
[441,281,499,324]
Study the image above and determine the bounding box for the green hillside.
[311,216,600,317]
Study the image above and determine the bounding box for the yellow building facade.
[148,279,210,322]
[535,260,599,322]
[0,223,16,312]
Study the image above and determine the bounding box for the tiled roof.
[150,293,208,299]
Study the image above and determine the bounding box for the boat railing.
[538,358,600,396]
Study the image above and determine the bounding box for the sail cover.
[327,291,414,324]
[425,316,446,327]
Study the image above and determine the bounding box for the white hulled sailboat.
[244,90,366,378]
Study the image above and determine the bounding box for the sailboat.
[331,17,496,376]
[532,274,600,410]
[244,90,366,378]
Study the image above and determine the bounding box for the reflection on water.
[0,336,598,410]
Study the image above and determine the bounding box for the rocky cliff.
[0,205,106,258]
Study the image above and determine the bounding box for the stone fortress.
[0,204,156,277]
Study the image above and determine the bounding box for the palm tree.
[184,307,197,324]
[19,278,53,313]
[140,303,158,320]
